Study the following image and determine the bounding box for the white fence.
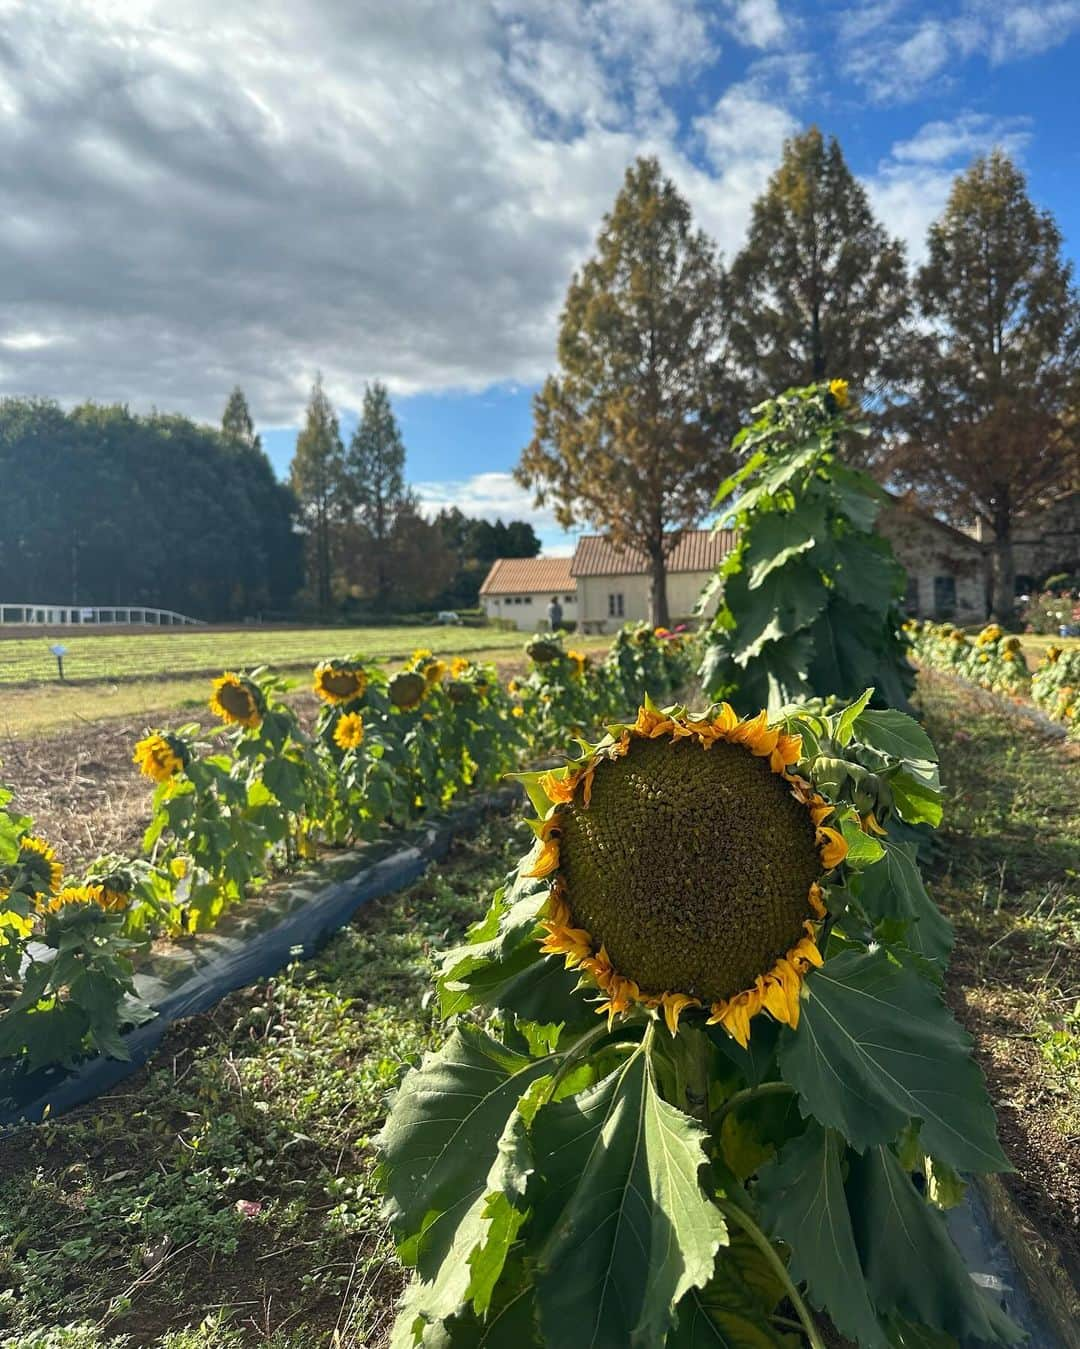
[0,603,202,628]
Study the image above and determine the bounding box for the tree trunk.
[648,546,670,628]
[989,501,1015,623]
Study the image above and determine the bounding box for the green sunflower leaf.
[756,1121,886,1349]
[853,709,937,765]
[777,951,1009,1173]
[744,506,825,591]
[726,563,827,665]
[530,1045,727,1349]
[858,840,953,964]
[846,1145,1023,1345]
[377,1026,553,1279]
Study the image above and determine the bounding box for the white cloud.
[726,0,787,49]
[414,470,580,552]
[841,0,1080,101]
[890,112,1033,165]
[867,112,1033,263]
[0,0,809,425]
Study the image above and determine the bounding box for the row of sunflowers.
[906,619,1080,735]
[0,624,692,1079]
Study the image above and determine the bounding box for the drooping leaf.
[778,951,1009,1173]
[668,1232,794,1349]
[858,840,953,964]
[853,710,937,765]
[846,1146,1023,1345]
[756,1122,886,1349]
[530,1046,727,1349]
[727,563,826,666]
[377,1026,553,1278]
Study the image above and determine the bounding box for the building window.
[524,595,532,604]
[933,575,956,618]
[608,593,624,618]
[904,575,919,614]
[564,595,573,605]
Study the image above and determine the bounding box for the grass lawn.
[0,635,611,741]
[1020,632,1080,662]
[0,625,579,687]
[0,673,1076,1346]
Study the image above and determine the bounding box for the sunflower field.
[0,628,693,1080]
[0,383,1044,1348]
[905,620,1080,738]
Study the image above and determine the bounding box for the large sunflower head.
[333,711,365,751]
[525,702,845,1044]
[16,835,63,896]
[525,636,562,664]
[313,659,368,705]
[388,669,427,711]
[132,732,187,783]
[209,672,264,728]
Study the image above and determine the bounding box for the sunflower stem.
[712,1080,794,1130]
[545,1018,623,1098]
[719,1201,826,1349]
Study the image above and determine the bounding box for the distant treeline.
[0,397,302,621]
[1,391,541,621]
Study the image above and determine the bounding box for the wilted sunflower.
[528,703,845,1045]
[209,672,263,728]
[388,670,427,710]
[313,659,368,705]
[334,711,365,751]
[17,835,63,895]
[526,636,562,664]
[133,732,185,783]
[37,883,129,916]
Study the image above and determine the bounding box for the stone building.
[876,496,989,624]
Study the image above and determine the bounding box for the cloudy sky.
[3,0,1079,552]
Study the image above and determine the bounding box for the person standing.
[546,595,563,631]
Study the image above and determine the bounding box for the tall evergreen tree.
[347,381,410,611]
[289,375,347,612]
[727,128,911,414]
[896,150,1080,619]
[516,156,734,626]
[222,386,261,451]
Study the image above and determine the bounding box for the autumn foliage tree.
[727,128,911,422]
[516,156,734,626]
[894,151,1080,618]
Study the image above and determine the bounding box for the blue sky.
[2,1,1079,553]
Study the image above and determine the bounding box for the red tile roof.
[570,529,737,577]
[479,556,577,597]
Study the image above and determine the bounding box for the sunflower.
[18,835,63,895]
[1046,645,1063,664]
[388,670,427,710]
[528,703,843,1045]
[133,732,185,783]
[976,624,1003,646]
[411,648,433,664]
[450,656,471,677]
[568,649,588,678]
[37,883,129,916]
[313,660,368,705]
[334,711,365,751]
[423,659,447,686]
[209,672,263,728]
[828,378,850,408]
[526,636,562,664]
